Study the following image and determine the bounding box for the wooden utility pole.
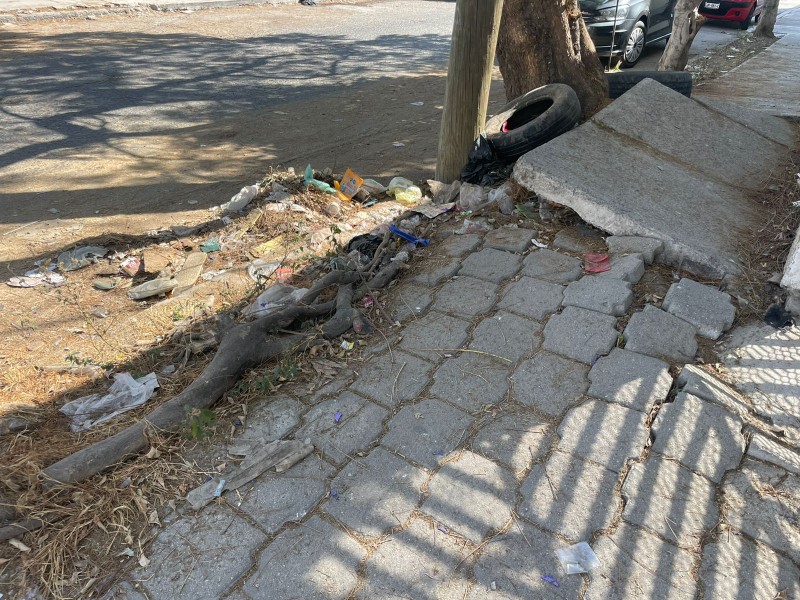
[435,0,504,183]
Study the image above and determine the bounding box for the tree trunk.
[755,0,779,38]
[658,0,706,71]
[496,0,608,119]
[435,0,505,182]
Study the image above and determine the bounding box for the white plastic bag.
[217,184,260,213]
[60,373,159,432]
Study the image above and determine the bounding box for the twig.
[415,348,513,363]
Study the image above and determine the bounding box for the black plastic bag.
[460,134,515,186]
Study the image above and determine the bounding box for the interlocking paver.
[381,398,473,469]
[438,233,482,257]
[520,450,619,540]
[459,247,522,283]
[676,364,751,418]
[471,410,554,473]
[552,226,605,254]
[622,458,719,548]
[595,253,645,283]
[483,226,533,253]
[512,352,588,418]
[588,522,698,599]
[136,506,266,600]
[624,304,698,363]
[294,391,389,465]
[397,311,471,361]
[588,348,672,412]
[422,451,516,542]
[233,395,303,450]
[349,351,433,408]
[357,517,471,600]
[235,455,335,533]
[562,276,633,316]
[651,392,744,483]
[521,249,582,283]
[557,400,648,472]
[409,256,462,286]
[605,235,664,264]
[429,353,510,412]
[431,276,498,317]
[243,516,364,599]
[325,447,426,537]
[497,276,564,320]
[542,305,618,364]
[468,311,542,363]
[662,278,735,339]
[383,282,433,323]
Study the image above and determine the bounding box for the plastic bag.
[387,177,423,206]
[335,168,364,201]
[242,284,308,318]
[56,246,108,272]
[460,134,515,186]
[218,184,259,213]
[60,373,159,432]
[555,542,601,574]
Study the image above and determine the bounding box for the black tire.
[621,21,647,68]
[739,5,755,29]
[484,84,581,160]
[605,70,692,99]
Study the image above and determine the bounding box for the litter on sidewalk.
[555,541,601,574]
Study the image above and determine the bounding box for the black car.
[580,0,678,67]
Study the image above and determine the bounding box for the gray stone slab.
[458,247,522,283]
[552,226,606,255]
[409,256,462,286]
[437,233,482,257]
[349,351,433,408]
[467,521,583,599]
[747,432,800,475]
[381,398,473,469]
[594,78,787,190]
[468,311,542,364]
[513,120,763,278]
[782,223,800,293]
[431,276,498,317]
[651,392,745,483]
[137,506,266,600]
[429,353,510,412]
[294,391,388,465]
[471,410,554,474]
[595,253,645,284]
[606,235,664,264]
[233,395,303,450]
[497,276,564,321]
[588,348,672,412]
[484,226,533,253]
[623,305,698,363]
[588,522,698,600]
[422,451,516,542]
[542,305,619,364]
[243,516,364,600]
[397,311,471,362]
[521,249,582,283]
[693,97,798,147]
[519,450,619,541]
[662,278,735,339]
[700,530,800,600]
[358,518,471,600]
[512,351,589,418]
[557,400,648,472]
[383,282,433,323]
[622,458,719,548]
[233,454,334,533]
[562,276,633,316]
[722,459,800,563]
[325,447,426,537]
[676,364,752,418]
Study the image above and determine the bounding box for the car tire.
[605,70,692,98]
[484,84,582,160]
[621,21,647,68]
[739,5,755,28]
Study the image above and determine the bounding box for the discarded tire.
[484,83,582,160]
[605,71,692,99]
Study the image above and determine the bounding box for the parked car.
[698,0,764,29]
[580,0,678,67]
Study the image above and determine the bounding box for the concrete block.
[383,282,432,323]
[397,311,471,362]
[624,305,698,363]
[437,233,482,257]
[349,351,433,408]
[521,249,582,283]
[557,400,648,472]
[244,516,364,599]
[662,278,735,339]
[430,353,510,412]
[381,398,473,469]
[468,311,542,364]
[622,458,719,548]
[409,257,461,286]
[431,275,498,317]
[422,451,516,542]
[606,235,664,264]
[595,253,645,283]
[483,225,533,253]
[543,305,619,364]
[588,348,672,412]
[471,410,554,473]
[781,222,800,294]
[562,276,633,316]
[651,392,745,483]
[520,451,619,541]
[551,226,606,254]
[747,433,800,475]
[694,97,798,146]
[458,247,522,283]
[512,351,589,418]
[676,364,752,418]
[235,395,303,446]
[498,276,564,321]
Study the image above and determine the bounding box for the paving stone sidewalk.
[106,226,800,600]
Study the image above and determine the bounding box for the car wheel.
[622,21,647,68]
[739,5,755,29]
[484,84,582,160]
[605,71,693,98]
